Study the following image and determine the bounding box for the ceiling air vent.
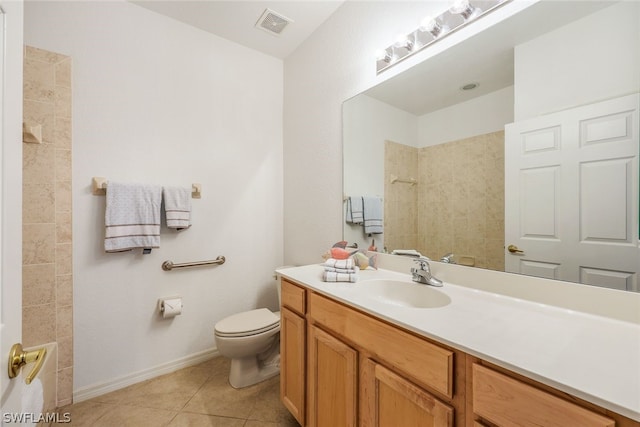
[255,8,293,36]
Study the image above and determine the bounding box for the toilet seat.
[215,308,279,338]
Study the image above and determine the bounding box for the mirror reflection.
[343,1,639,291]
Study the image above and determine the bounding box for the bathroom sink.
[358,279,451,309]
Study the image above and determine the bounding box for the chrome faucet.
[410,257,443,287]
[440,253,455,264]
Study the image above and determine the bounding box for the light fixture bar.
[376,0,510,74]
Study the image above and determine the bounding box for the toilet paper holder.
[158,297,183,318]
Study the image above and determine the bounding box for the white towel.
[363,196,383,234]
[163,186,192,230]
[323,258,355,270]
[346,197,364,224]
[322,271,359,283]
[324,266,360,274]
[105,182,162,252]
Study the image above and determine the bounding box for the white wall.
[514,1,640,120]
[24,1,283,393]
[342,94,418,249]
[418,86,513,146]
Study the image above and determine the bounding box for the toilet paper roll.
[161,298,183,318]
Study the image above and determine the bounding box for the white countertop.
[277,264,640,422]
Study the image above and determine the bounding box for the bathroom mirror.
[343,0,640,291]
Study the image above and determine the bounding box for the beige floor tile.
[90,405,177,427]
[51,400,114,426]
[101,363,213,411]
[247,377,296,425]
[167,412,245,427]
[54,357,297,427]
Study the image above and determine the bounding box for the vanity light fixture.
[376,0,510,74]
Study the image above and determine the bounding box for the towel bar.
[92,177,202,198]
[162,256,226,271]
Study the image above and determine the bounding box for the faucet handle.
[413,256,431,269]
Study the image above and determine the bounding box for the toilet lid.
[215,308,279,337]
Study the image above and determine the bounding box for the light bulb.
[449,0,480,20]
[419,15,448,38]
[393,34,414,51]
[375,49,392,63]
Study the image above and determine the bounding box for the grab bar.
[162,256,225,271]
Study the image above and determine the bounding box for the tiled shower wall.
[22,45,73,407]
[384,141,419,252]
[384,131,505,271]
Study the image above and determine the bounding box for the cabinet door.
[363,359,454,427]
[472,364,615,427]
[281,307,306,426]
[308,325,358,427]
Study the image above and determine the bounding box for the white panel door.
[0,1,24,419]
[505,94,639,291]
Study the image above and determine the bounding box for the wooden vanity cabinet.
[280,280,307,426]
[280,278,638,427]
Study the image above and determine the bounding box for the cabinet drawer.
[309,292,454,398]
[472,364,615,427]
[281,279,306,315]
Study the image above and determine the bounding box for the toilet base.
[229,354,280,389]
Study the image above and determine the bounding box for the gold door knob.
[8,343,47,384]
[507,244,524,254]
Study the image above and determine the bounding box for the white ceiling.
[131,1,344,59]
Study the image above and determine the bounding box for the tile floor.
[52,357,300,426]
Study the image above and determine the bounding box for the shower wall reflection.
[384,131,504,271]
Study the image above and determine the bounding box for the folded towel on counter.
[105,182,162,252]
[362,196,383,234]
[163,186,192,230]
[345,196,364,224]
[324,266,360,274]
[323,258,355,270]
[322,271,359,283]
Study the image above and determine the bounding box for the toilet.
[214,270,286,388]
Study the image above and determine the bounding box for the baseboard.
[73,347,220,403]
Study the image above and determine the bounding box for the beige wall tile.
[56,211,73,243]
[57,367,73,406]
[23,263,56,306]
[24,58,55,102]
[23,182,55,223]
[57,335,74,371]
[56,243,73,276]
[55,86,72,119]
[23,223,56,265]
[24,44,74,410]
[56,274,73,307]
[25,45,67,63]
[23,99,55,144]
[55,58,72,88]
[55,149,72,182]
[56,181,72,213]
[23,143,55,184]
[22,303,56,347]
[57,304,73,338]
[54,116,72,149]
